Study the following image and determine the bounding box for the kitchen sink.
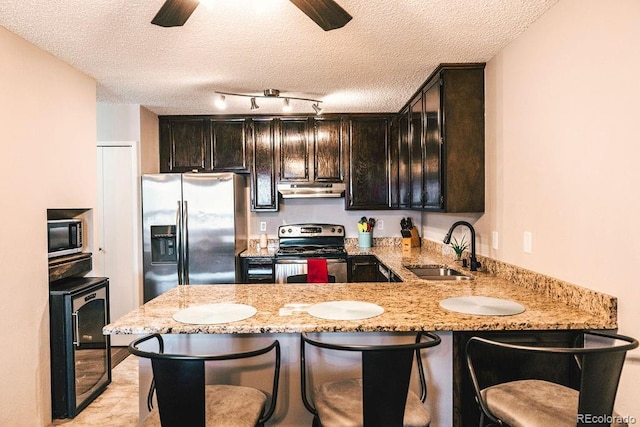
[404,265,474,281]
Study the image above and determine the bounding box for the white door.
[97,143,140,346]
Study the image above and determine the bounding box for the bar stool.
[300,331,441,427]
[129,334,281,427]
[465,330,638,427]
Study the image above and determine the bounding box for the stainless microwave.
[48,219,83,258]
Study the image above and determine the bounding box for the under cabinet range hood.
[277,183,346,199]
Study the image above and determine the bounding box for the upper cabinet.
[247,118,278,211]
[159,116,248,173]
[156,63,484,212]
[159,117,209,173]
[345,115,392,210]
[277,117,344,183]
[278,117,311,182]
[313,117,344,182]
[396,63,485,212]
[210,119,248,172]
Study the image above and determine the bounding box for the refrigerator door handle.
[183,200,190,285]
[176,201,184,285]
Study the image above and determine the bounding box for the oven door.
[275,258,347,284]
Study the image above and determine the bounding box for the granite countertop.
[105,242,616,335]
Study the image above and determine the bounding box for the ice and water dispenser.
[150,225,177,263]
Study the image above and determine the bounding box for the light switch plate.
[523,231,532,254]
[492,231,499,250]
[260,222,267,232]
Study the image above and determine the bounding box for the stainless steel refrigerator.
[142,173,247,302]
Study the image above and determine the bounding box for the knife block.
[409,227,421,247]
[402,227,421,249]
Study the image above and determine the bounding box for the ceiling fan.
[151,0,352,31]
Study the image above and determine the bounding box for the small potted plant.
[450,235,468,261]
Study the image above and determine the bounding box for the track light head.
[214,94,226,110]
[250,97,259,110]
[283,98,292,112]
[312,103,323,115]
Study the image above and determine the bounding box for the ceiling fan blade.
[151,0,200,27]
[289,0,352,31]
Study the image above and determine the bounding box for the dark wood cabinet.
[159,116,248,173]
[278,117,310,182]
[240,257,275,283]
[348,255,398,282]
[313,117,344,182]
[248,119,278,211]
[277,117,344,184]
[157,64,483,212]
[345,115,392,210]
[159,117,209,173]
[210,118,248,172]
[391,110,410,209]
[403,64,485,212]
[409,96,425,208]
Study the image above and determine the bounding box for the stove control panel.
[278,223,345,238]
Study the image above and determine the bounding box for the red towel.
[307,259,329,283]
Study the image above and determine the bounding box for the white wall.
[423,0,640,418]
[250,198,420,240]
[0,26,97,426]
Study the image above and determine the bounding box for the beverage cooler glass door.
[72,285,110,411]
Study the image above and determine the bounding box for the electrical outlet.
[523,231,532,254]
[492,231,499,250]
[260,222,267,232]
[377,220,384,230]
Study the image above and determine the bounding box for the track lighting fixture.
[214,89,323,114]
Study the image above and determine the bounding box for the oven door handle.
[276,258,345,264]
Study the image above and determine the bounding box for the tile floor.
[50,355,140,426]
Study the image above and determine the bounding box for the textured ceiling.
[0,0,558,116]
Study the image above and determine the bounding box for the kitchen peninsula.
[105,244,616,426]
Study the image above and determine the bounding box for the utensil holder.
[358,231,372,249]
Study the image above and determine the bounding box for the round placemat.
[306,300,384,320]
[173,303,257,324]
[439,296,525,316]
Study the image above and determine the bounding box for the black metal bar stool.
[465,330,638,427]
[300,331,441,427]
[129,334,281,427]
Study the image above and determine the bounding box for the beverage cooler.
[49,276,111,418]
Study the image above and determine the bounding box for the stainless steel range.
[275,223,347,284]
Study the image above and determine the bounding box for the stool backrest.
[301,331,441,426]
[129,334,281,427]
[466,331,638,427]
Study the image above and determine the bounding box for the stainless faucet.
[443,221,481,271]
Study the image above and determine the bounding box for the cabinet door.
[249,119,278,211]
[396,109,411,208]
[159,118,210,172]
[348,256,380,282]
[346,116,390,209]
[211,119,247,171]
[278,118,310,182]
[409,95,424,208]
[423,79,443,209]
[313,117,343,182]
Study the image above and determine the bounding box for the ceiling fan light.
[214,94,226,110]
[283,98,292,112]
[250,97,260,110]
[312,103,323,115]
